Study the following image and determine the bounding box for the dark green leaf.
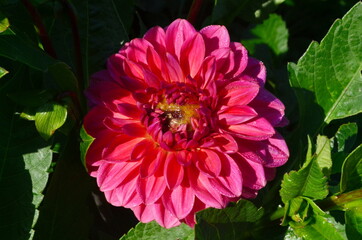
[48,62,79,93]
[288,2,362,136]
[345,206,362,239]
[7,89,54,107]
[120,221,194,240]
[33,135,93,240]
[35,102,67,140]
[243,14,288,55]
[340,144,362,192]
[280,135,331,203]
[0,65,52,240]
[80,125,94,168]
[195,199,264,240]
[0,35,56,71]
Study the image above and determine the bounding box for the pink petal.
[117,103,141,119]
[227,117,275,140]
[180,33,205,77]
[125,38,153,64]
[116,177,143,208]
[137,174,166,204]
[198,56,216,89]
[132,204,154,223]
[218,105,258,125]
[240,57,266,86]
[162,185,195,219]
[226,42,248,77]
[265,132,289,167]
[221,80,260,106]
[176,150,193,166]
[140,149,164,178]
[122,123,146,137]
[165,19,197,59]
[102,135,144,161]
[153,200,181,228]
[187,165,226,208]
[144,26,166,53]
[196,149,222,177]
[200,25,230,55]
[83,106,110,137]
[164,152,184,189]
[131,139,154,161]
[249,88,287,127]
[164,53,184,83]
[208,153,242,197]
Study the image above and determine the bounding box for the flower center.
[157,101,199,132]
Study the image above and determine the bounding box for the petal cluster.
[84,19,289,228]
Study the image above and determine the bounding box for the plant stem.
[187,0,204,25]
[21,0,57,58]
[60,0,84,93]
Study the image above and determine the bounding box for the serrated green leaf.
[195,199,264,240]
[0,35,56,71]
[80,125,94,168]
[288,2,362,136]
[120,221,194,240]
[292,215,346,240]
[248,14,288,55]
[35,102,67,140]
[0,65,52,240]
[340,144,362,192]
[280,136,331,203]
[345,206,362,239]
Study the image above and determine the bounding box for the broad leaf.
[0,66,52,240]
[292,215,346,240]
[120,221,194,240]
[345,206,362,239]
[243,14,288,55]
[33,135,93,240]
[340,144,362,193]
[0,17,10,33]
[0,66,8,78]
[35,102,67,140]
[80,126,94,168]
[195,199,264,240]
[288,2,362,136]
[280,135,331,203]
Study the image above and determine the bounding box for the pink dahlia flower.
[84,19,289,228]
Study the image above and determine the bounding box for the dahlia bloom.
[84,19,289,228]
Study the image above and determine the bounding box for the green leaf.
[345,206,362,239]
[280,135,331,203]
[120,221,194,240]
[292,215,346,240]
[195,199,264,240]
[7,89,54,107]
[288,2,362,136]
[243,14,288,55]
[0,66,8,78]
[35,102,67,140]
[340,144,362,192]
[80,125,94,168]
[33,135,93,240]
[0,65,52,240]
[331,123,358,174]
[0,17,10,33]
[48,62,79,93]
[0,35,56,71]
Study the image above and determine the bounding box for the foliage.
[0,0,361,239]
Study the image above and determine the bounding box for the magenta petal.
[200,25,230,55]
[241,57,266,86]
[102,135,144,161]
[180,33,205,77]
[144,26,166,53]
[132,204,154,223]
[265,132,289,167]
[122,123,146,137]
[116,177,143,208]
[131,139,154,161]
[162,185,195,219]
[221,80,260,106]
[218,105,258,125]
[208,153,242,197]
[137,174,166,204]
[117,103,141,119]
[164,152,184,189]
[196,149,222,177]
[227,42,248,77]
[139,149,163,178]
[227,117,275,140]
[165,19,197,59]
[153,200,181,228]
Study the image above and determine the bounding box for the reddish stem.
[21,0,57,58]
[187,0,204,25]
[60,0,84,92]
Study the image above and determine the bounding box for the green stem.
[187,0,204,25]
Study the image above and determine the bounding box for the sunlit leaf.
[345,206,362,239]
[340,144,362,193]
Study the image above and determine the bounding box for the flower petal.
[153,200,181,228]
[132,204,154,223]
[196,149,222,177]
[227,117,275,140]
[180,33,205,77]
[200,25,230,55]
[137,174,166,204]
[218,105,258,125]
[162,184,195,219]
[221,80,260,106]
[164,152,184,190]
